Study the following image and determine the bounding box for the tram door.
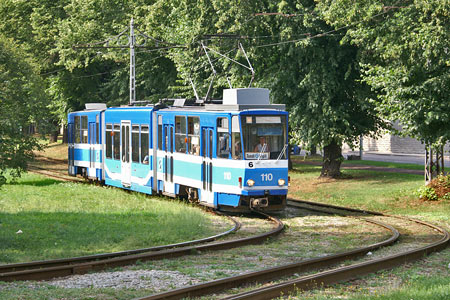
[201,127,214,205]
[88,122,96,174]
[68,123,75,175]
[121,122,131,187]
[163,124,175,194]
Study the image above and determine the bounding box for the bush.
[417,174,450,201]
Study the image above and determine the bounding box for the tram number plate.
[224,172,231,180]
[261,173,273,181]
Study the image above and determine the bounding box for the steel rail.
[222,199,449,300]
[135,205,399,300]
[0,212,240,274]
[27,167,82,182]
[0,211,282,282]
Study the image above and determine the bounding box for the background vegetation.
[0,1,448,178]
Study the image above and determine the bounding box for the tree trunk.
[320,140,343,178]
[49,120,60,143]
[62,125,68,144]
[49,130,59,143]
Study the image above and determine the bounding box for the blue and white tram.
[68,88,289,212]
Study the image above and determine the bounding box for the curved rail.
[0,211,283,282]
[28,166,86,183]
[221,199,449,300]
[136,205,400,300]
[0,212,240,274]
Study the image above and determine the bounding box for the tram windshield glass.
[241,115,287,160]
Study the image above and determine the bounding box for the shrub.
[417,174,450,201]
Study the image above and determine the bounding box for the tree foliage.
[0,35,47,186]
[318,0,450,146]
[4,0,426,179]
[146,0,385,177]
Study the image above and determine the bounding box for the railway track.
[0,211,283,282]
[0,211,241,275]
[3,165,284,282]
[28,165,85,183]
[23,163,449,299]
[218,200,449,300]
[134,199,448,300]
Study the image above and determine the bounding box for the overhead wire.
[41,4,404,81]
[249,4,405,48]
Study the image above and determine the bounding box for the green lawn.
[289,163,449,221]
[287,162,449,300]
[0,173,228,264]
[342,159,424,171]
[1,164,448,300]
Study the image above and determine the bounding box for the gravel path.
[48,269,197,291]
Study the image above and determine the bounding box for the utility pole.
[73,18,181,105]
[129,18,136,104]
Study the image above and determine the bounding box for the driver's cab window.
[241,115,287,160]
[217,118,230,159]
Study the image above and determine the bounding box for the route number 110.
[261,173,273,181]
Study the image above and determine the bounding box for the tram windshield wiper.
[277,144,288,161]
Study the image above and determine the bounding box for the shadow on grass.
[10,178,61,187]
[0,209,206,264]
[291,164,322,174]
[43,142,65,149]
[342,169,422,184]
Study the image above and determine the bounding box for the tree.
[148,0,385,177]
[0,0,70,141]
[55,0,178,108]
[318,0,450,147]
[0,35,47,186]
[0,0,179,143]
[256,1,385,177]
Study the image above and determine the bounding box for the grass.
[0,285,154,300]
[34,140,67,161]
[285,161,450,300]
[342,159,424,171]
[289,163,449,218]
[0,173,229,264]
[1,153,448,299]
[292,155,424,171]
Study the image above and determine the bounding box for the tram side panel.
[68,110,103,180]
[103,107,154,194]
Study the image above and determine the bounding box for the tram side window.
[232,116,242,160]
[175,116,186,153]
[74,116,81,143]
[141,125,149,164]
[188,116,200,156]
[217,118,230,159]
[96,115,100,144]
[105,124,112,158]
[132,125,140,163]
[113,124,120,160]
[81,116,88,143]
[158,115,163,150]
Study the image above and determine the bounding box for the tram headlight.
[278,179,286,186]
[247,179,255,187]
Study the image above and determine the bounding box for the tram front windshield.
[241,115,287,160]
